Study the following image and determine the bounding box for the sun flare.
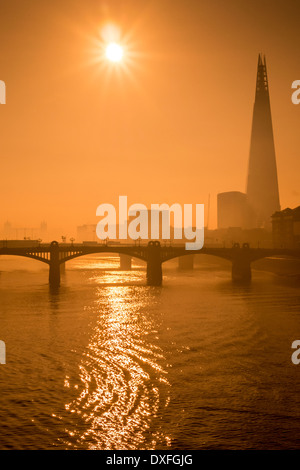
[105,43,124,62]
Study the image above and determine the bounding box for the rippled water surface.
[1,255,300,449]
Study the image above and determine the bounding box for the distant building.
[1,220,48,240]
[217,191,249,229]
[77,224,97,242]
[246,54,280,228]
[3,221,12,238]
[77,223,121,243]
[272,206,300,249]
[80,209,174,243]
[40,221,47,234]
[217,55,280,231]
[138,209,174,240]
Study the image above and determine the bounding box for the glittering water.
[1,255,300,449]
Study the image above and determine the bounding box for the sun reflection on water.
[61,282,171,449]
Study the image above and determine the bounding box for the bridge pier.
[119,254,132,270]
[232,258,252,282]
[147,241,162,286]
[49,241,60,287]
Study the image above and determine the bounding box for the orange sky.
[0,0,299,237]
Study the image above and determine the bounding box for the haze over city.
[0,0,299,238]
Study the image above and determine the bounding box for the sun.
[105,43,124,63]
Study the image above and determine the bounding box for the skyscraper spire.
[246,54,280,228]
[255,54,268,95]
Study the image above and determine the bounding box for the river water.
[0,255,300,450]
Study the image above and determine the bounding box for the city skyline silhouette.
[0,0,299,236]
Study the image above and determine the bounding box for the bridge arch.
[0,253,50,264]
[58,248,147,264]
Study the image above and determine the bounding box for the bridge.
[0,241,300,287]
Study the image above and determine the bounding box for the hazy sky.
[0,0,299,235]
